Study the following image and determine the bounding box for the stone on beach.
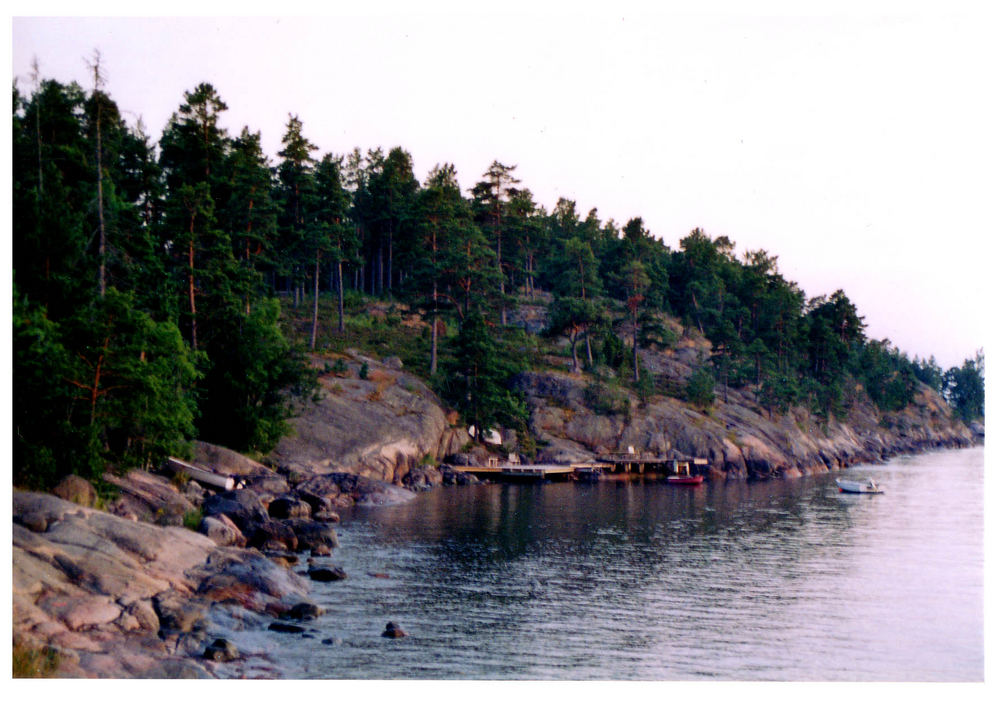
[308,566,348,582]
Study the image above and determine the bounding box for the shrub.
[182,508,203,531]
[13,642,61,678]
[584,381,628,416]
[686,367,716,408]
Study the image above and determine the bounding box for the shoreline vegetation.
[12,72,984,677]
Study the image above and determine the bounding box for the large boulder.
[268,356,454,483]
[267,495,312,520]
[246,518,298,552]
[192,441,283,483]
[102,469,197,526]
[294,472,416,507]
[197,515,246,548]
[201,489,269,534]
[402,465,443,491]
[283,518,339,552]
[52,475,97,508]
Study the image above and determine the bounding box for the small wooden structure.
[461,461,578,482]
[453,449,707,484]
[596,449,708,478]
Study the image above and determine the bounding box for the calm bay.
[241,446,983,680]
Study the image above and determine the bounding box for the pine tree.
[472,161,519,324]
[314,153,354,336]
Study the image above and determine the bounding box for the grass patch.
[13,642,61,678]
[182,508,203,531]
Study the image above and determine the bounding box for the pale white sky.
[9,2,998,370]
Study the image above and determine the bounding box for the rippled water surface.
[247,447,983,680]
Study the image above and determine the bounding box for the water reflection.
[286,448,983,680]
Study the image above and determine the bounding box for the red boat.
[666,474,704,485]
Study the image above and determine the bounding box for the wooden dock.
[595,452,708,477]
[453,452,706,483]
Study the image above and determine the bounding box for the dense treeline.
[12,72,983,487]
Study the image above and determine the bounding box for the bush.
[182,508,203,531]
[13,642,61,678]
[583,381,629,416]
[686,367,716,408]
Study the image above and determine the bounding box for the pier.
[595,450,708,477]
[453,450,706,483]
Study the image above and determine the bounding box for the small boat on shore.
[166,457,239,491]
[835,478,884,494]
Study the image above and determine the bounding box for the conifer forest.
[12,75,985,489]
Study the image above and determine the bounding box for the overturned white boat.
[166,457,239,491]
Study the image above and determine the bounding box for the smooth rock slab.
[59,596,123,631]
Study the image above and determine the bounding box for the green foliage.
[182,508,204,531]
[439,310,528,440]
[913,356,944,392]
[196,298,311,453]
[583,380,629,416]
[546,296,606,373]
[853,340,917,412]
[13,286,198,487]
[359,362,370,380]
[13,642,62,678]
[944,351,985,423]
[598,327,627,370]
[634,369,655,405]
[759,372,800,417]
[14,69,959,486]
[686,367,716,408]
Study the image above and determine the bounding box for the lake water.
[231,446,983,681]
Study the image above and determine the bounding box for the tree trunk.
[387,220,393,295]
[188,230,197,351]
[336,260,345,334]
[632,317,640,382]
[585,333,594,367]
[430,302,438,375]
[310,248,320,350]
[89,336,110,426]
[95,100,106,298]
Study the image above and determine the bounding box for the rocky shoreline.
[11,439,482,678]
[12,354,980,678]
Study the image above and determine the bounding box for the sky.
[8,3,998,370]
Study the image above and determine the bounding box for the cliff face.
[267,340,973,486]
[515,369,974,480]
[268,352,466,483]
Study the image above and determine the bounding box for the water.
[232,447,983,680]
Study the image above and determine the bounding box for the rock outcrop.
[516,368,975,480]
[268,353,466,484]
[12,491,310,678]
